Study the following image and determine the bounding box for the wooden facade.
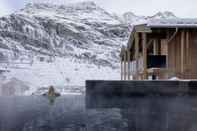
[120,22,197,80]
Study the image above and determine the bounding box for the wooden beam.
[134,33,139,79]
[127,49,131,80]
[128,32,135,49]
[142,32,148,79]
[161,39,169,78]
[135,24,152,33]
[147,39,154,49]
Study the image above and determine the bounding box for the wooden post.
[142,33,147,79]
[135,33,139,80]
[181,30,185,74]
[127,49,131,80]
[153,39,158,55]
[124,51,127,80]
[121,58,123,80]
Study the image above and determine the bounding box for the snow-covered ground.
[0,57,120,95]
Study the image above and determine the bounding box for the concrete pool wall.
[86,80,197,96]
[86,80,197,131]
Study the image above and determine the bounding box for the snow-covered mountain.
[148,11,177,19]
[0,1,177,95]
[121,11,177,24]
[121,12,146,24]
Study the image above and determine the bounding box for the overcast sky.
[0,0,196,18]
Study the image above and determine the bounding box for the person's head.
[48,86,55,94]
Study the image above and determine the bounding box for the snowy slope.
[0,2,178,95]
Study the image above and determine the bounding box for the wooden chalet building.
[120,19,197,80]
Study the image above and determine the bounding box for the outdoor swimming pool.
[0,94,197,131]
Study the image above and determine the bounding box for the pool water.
[0,95,197,131]
[0,95,128,131]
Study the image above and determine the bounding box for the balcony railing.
[129,55,167,75]
[130,57,144,75]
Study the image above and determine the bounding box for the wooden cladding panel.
[181,31,185,74]
[168,30,197,79]
[189,31,197,78]
[168,31,182,77]
[168,37,175,74]
[175,32,181,74]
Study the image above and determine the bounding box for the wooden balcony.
[129,55,166,73]
[121,55,167,80]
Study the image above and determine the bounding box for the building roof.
[147,19,197,28]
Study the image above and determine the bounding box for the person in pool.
[42,86,60,105]
[43,86,61,97]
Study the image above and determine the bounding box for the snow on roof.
[147,19,197,28]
